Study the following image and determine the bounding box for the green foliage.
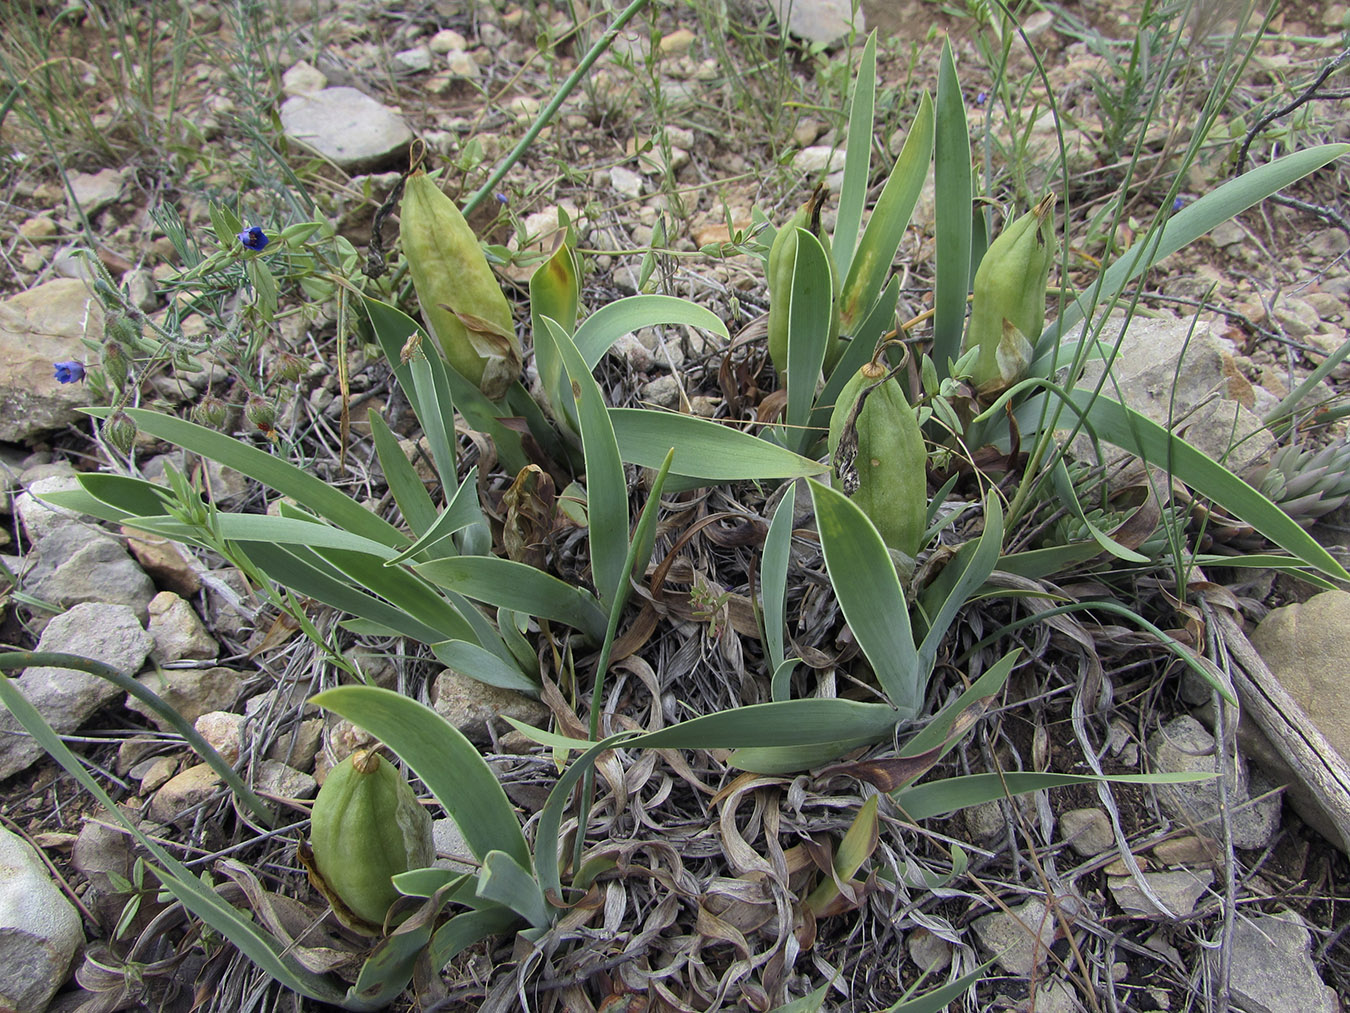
[16,7,1350,1008]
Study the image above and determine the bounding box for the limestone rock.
[1216,912,1338,1013]
[771,0,864,45]
[1250,591,1350,765]
[194,711,244,765]
[281,60,327,97]
[392,46,433,74]
[279,87,413,172]
[610,166,644,200]
[147,591,218,664]
[72,816,140,932]
[0,603,154,779]
[22,525,156,620]
[792,145,843,176]
[431,670,549,747]
[14,465,85,542]
[265,717,323,773]
[0,279,105,441]
[1107,868,1213,917]
[639,374,682,409]
[906,927,952,973]
[150,763,223,823]
[429,29,467,53]
[125,667,243,731]
[971,897,1061,976]
[1060,807,1113,857]
[123,527,201,597]
[0,827,83,1013]
[253,759,317,801]
[1147,715,1281,850]
[67,168,124,213]
[1072,314,1273,475]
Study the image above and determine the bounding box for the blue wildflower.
[975,91,988,107]
[238,226,269,251]
[1172,196,1186,212]
[53,360,86,384]
[495,192,509,204]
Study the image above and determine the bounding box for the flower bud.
[307,749,434,933]
[192,395,229,429]
[102,410,138,455]
[244,396,277,433]
[272,351,306,383]
[400,170,521,400]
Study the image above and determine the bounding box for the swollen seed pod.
[192,395,229,430]
[101,341,130,392]
[401,170,521,400]
[827,360,928,557]
[102,410,137,456]
[964,194,1056,394]
[308,749,435,932]
[766,186,841,378]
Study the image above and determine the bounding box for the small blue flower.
[494,192,509,205]
[975,91,988,107]
[53,360,86,384]
[1172,196,1186,212]
[237,225,269,251]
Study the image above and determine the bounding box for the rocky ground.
[2,0,1350,1011]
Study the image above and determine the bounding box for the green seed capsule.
[827,360,927,557]
[401,170,521,401]
[309,749,434,931]
[766,186,842,379]
[964,194,1056,395]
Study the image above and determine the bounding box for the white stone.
[445,50,479,79]
[770,0,863,45]
[14,468,85,542]
[147,591,219,664]
[429,29,468,53]
[0,828,83,1012]
[0,603,154,779]
[610,165,644,199]
[393,46,433,73]
[793,145,843,176]
[194,710,245,765]
[279,87,413,172]
[67,168,124,213]
[281,60,327,97]
[0,279,105,441]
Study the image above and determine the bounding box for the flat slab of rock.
[22,525,156,621]
[0,603,154,779]
[279,87,412,172]
[1148,715,1282,850]
[0,827,83,1012]
[0,279,105,441]
[1108,868,1213,917]
[1072,314,1272,475]
[1216,912,1338,1013]
[771,0,864,45]
[67,168,124,214]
